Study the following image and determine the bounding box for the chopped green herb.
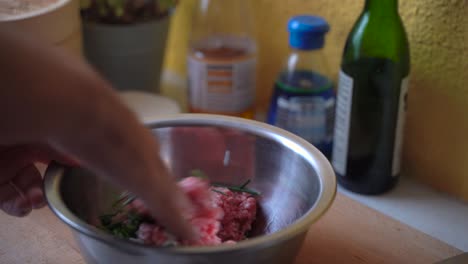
[190,170,260,196]
[121,196,136,207]
[99,170,260,240]
[112,191,131,207]
[99,213,116,226]
[211,189,228,196]
[112,191,136,213]
[100,217,143,239]
[99,208,143,239]
[240,179,251,189]
[211,181,260,196]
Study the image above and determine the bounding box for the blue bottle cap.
[288,15,330,50]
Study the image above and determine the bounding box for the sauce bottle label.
[332,70,354,176]
[187,55,256,114]
[274,96,335,145]
[392,77,409,177]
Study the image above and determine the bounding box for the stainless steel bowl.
[44,114,336,264]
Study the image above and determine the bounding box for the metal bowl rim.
[44,113,336,254]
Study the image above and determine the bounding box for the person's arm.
[0,28,194,239]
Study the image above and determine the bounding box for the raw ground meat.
[129,177,258,246]
[212,188,257,241]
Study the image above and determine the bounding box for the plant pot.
[82,15,171,93]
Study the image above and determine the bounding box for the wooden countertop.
[0,193,461,264]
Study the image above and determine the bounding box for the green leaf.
[98,5,109,17]
[80,0,92,9]
[190,169,208,179]
[115,6,124,17]
[106,0,122,8]
[106,0,126,17]
[158,0,177,10]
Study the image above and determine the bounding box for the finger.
[26,187,46,209]
[139,175,199,241]
[0,165,41,205]
[1,194,32,217]
[11,165,42,194]
[14,165,45,209]
[103,155,198,241]
[0,146,46,185]
[0,166,44,216]
[15,166,46,209]
[0,181,18,203]
[0,146,75,186]
[0,146,36,185]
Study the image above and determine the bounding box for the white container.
[0,0,82,57]
[119,91,182,123]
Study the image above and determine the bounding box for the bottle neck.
[285,48,330,77]
[190,0,255,44]
[364,0,398,14]
[289,48,322,64]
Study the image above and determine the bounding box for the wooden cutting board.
[0,193,461,264]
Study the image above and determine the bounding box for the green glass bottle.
[332,0,410,194]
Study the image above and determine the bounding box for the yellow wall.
[162,0,468,201]
[399,0,468,200]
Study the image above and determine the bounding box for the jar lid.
[288,15,330,50]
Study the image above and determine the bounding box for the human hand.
[0,28,194,239]
[0,145,75,217]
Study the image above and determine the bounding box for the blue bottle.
[267,15,335,158]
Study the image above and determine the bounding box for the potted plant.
[80,0,178,93]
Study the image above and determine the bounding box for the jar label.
[332,70,354,176]
[274,96,335,145]
[187,55,256,114]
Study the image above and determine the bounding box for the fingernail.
[27,188,46,209]
[17,197,32,216]
[1,198,28,217]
